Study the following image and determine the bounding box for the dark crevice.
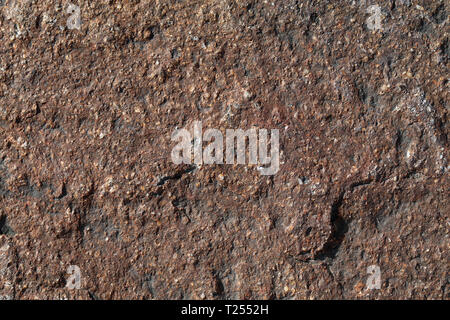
[432,4,447,24]
[306,178,375,262]
[0,215,15,236]
[57,183,67,199]
[157,165,196,186]
[349,178,373,189]
[88,291,100,300]
[314,190,347,261]
[212,272,225,298]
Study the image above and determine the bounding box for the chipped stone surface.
[0,0,448,299]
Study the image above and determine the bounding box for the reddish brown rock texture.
[0,0,448,299]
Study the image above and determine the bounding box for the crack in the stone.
[296,178,375,263]
[313,190,346,261]
[156,165,196,186]
[0,215,14,236]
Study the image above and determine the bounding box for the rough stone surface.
[0,0,448,299]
